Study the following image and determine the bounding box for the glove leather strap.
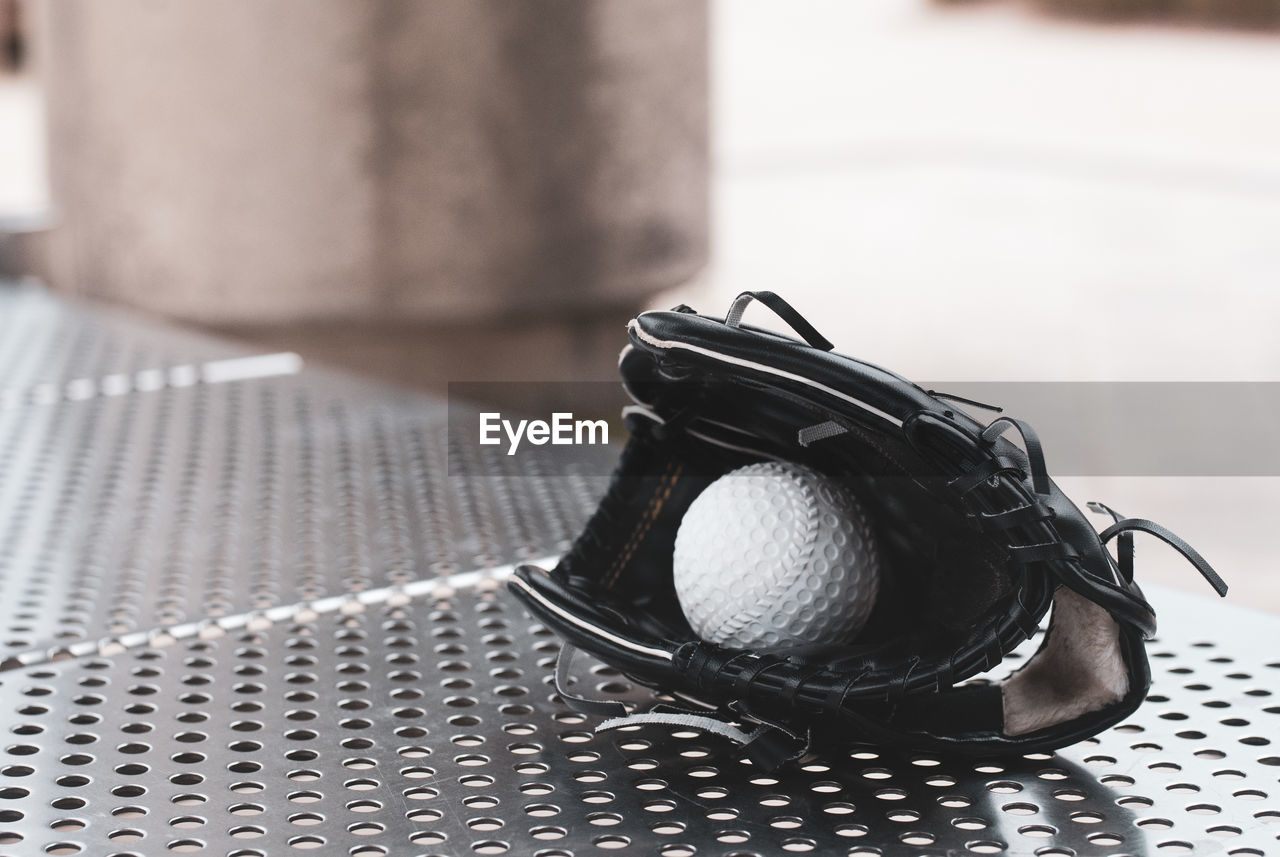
[724,290,835,352]
[554,643,629,718]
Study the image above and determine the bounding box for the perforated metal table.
[0,283,1275,857]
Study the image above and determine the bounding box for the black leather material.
[510,295,1218,758]
[634,310,1156,638]
[633,309,939,424]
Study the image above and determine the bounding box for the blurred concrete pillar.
[32,0,707,385]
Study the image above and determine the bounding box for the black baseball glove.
[510,291,1226,767]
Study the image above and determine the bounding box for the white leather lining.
[1002,586,1129,736]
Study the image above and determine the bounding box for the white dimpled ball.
[673,461,881,650]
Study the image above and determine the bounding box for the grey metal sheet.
[0,579,1274,857]
[0,284,609,660]
[0,285,252,398]
[0,371,607,661]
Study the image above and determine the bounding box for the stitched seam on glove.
[603,461,683,590]
[601,459,676,586]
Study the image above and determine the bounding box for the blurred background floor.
[672,0,1280,382]
[3,0,1278,611]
